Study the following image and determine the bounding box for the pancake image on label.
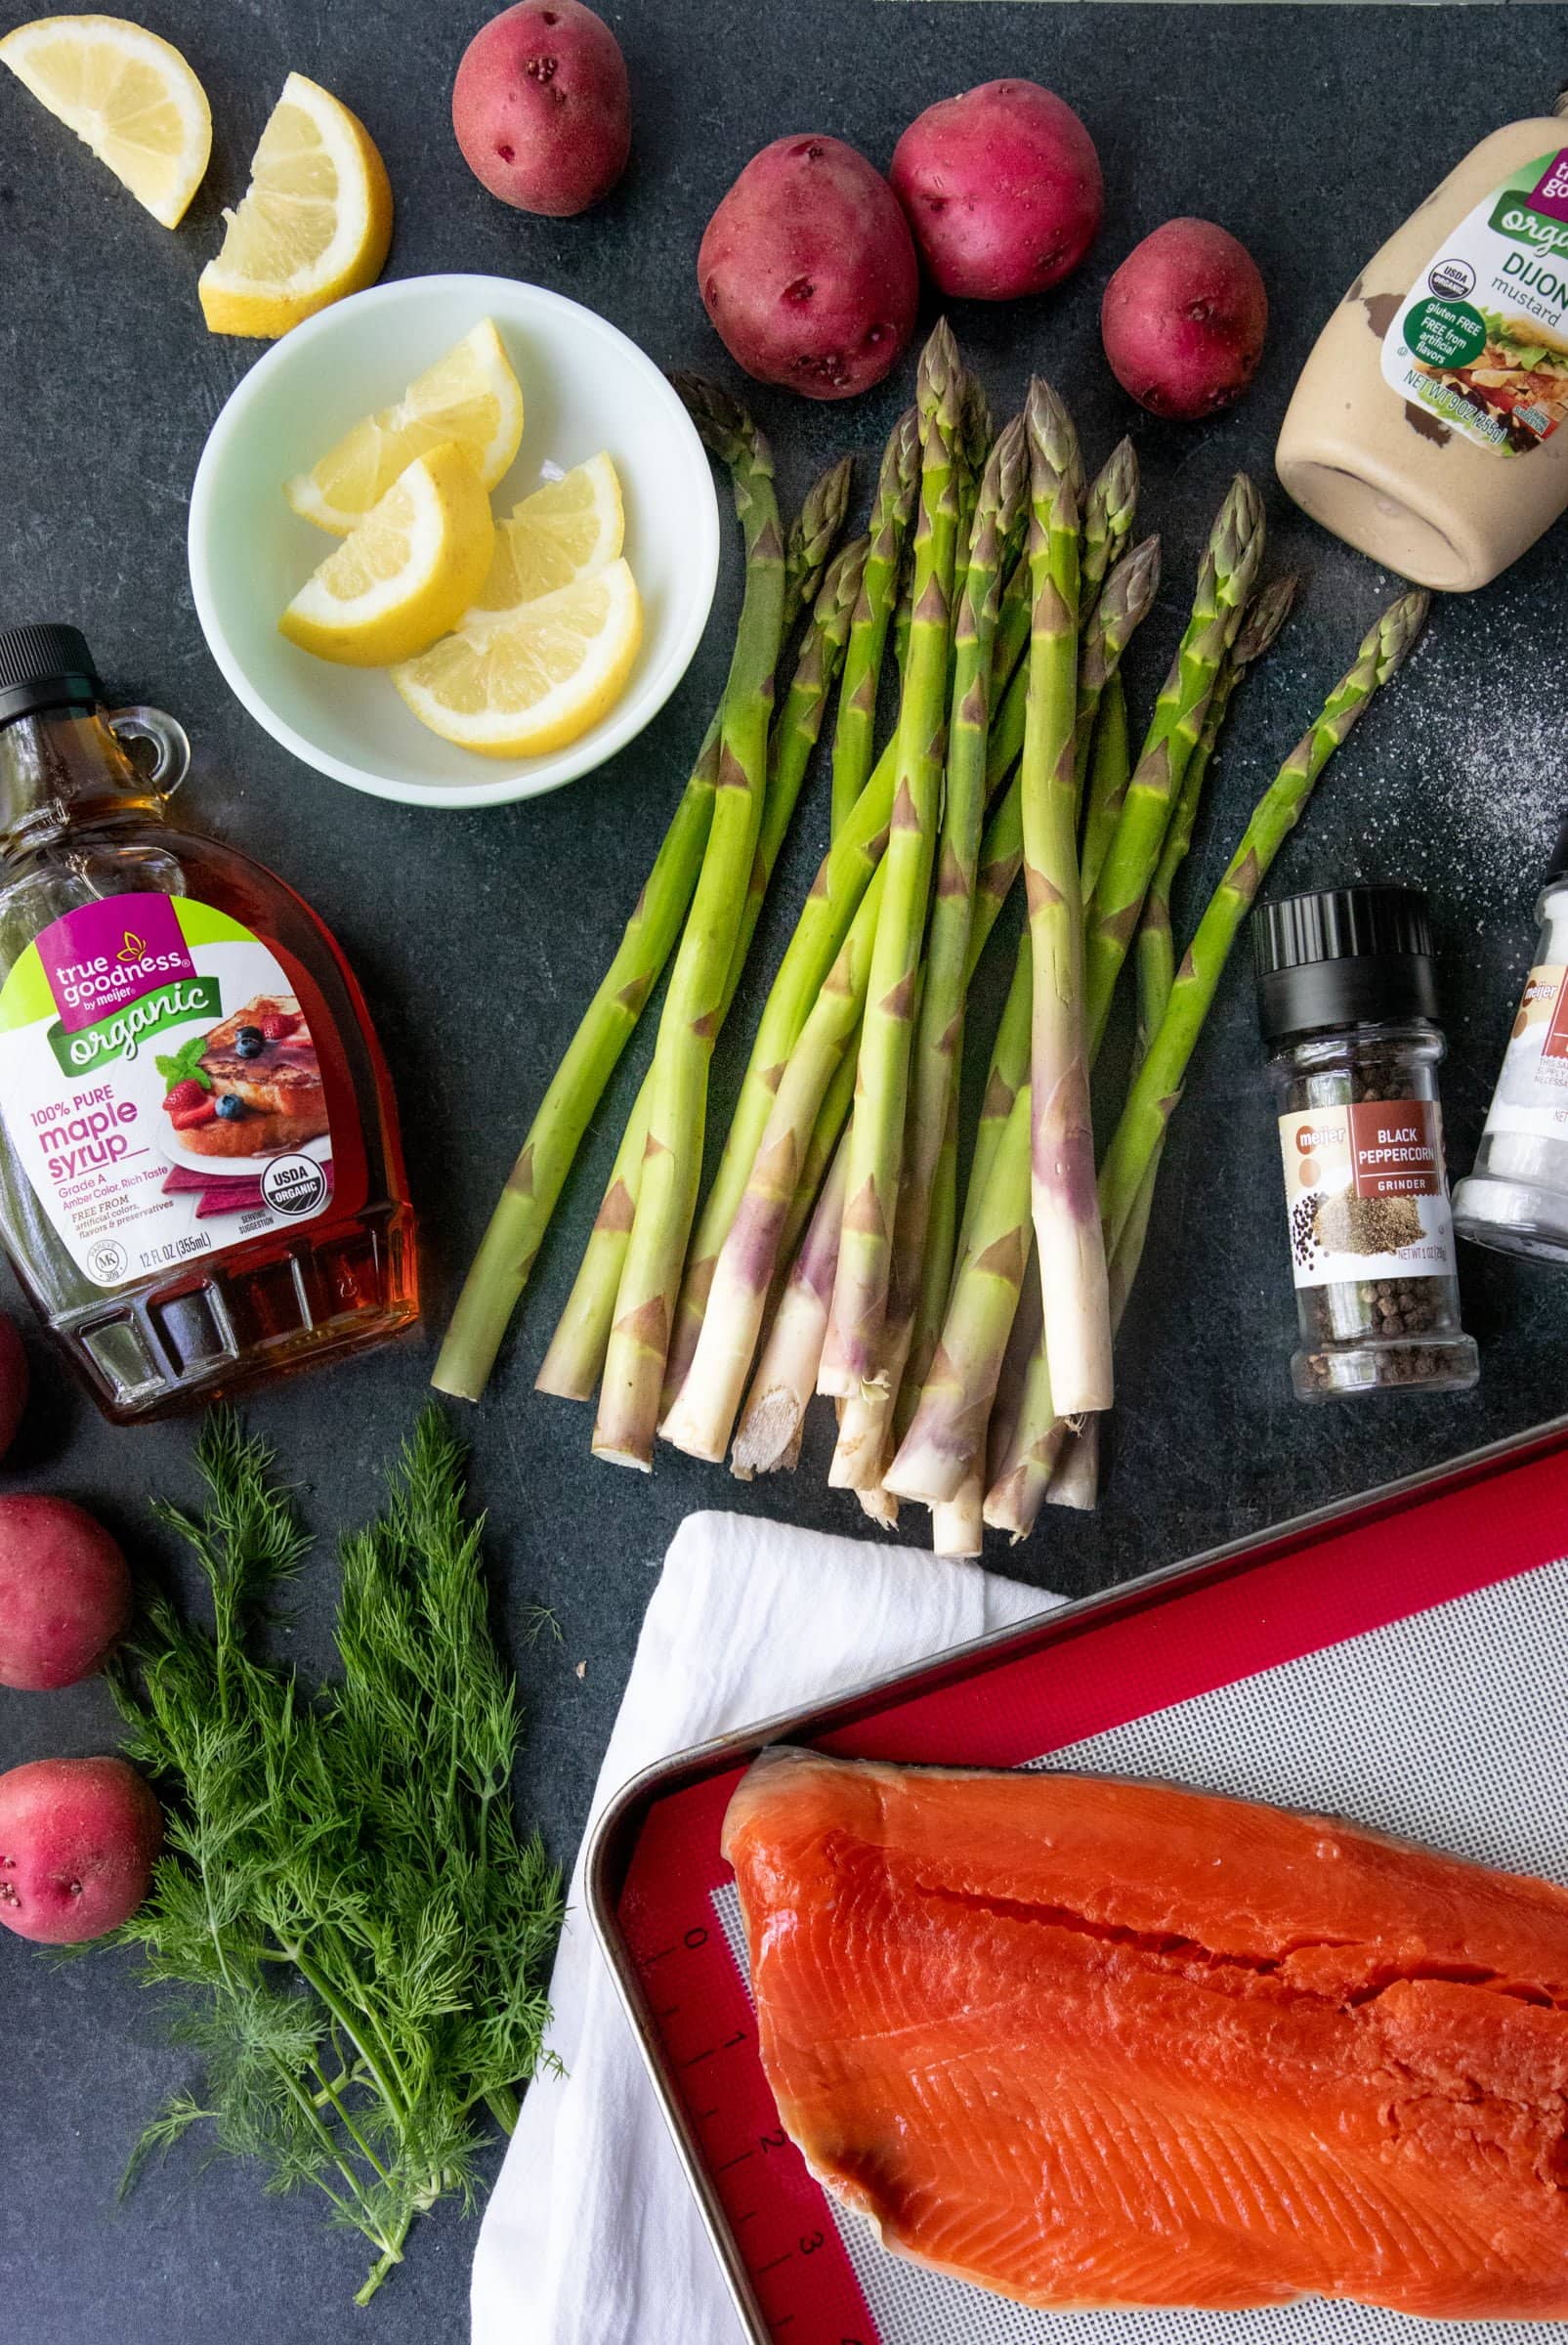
[723,1747,1568,2321]
[176,995,328,1159]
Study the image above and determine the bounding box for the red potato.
[452,0,631,217]
[0,1495,132,1691]
[0,1757,161,1943]
[1101,218,1268,420]
[890,79,1102,303]
[0,1311,25,1462]
[699,135,918,402]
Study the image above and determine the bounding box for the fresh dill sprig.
[107,1405,563,2306]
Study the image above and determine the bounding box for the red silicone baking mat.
[588,1420,1568,2345]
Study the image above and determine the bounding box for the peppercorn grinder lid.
[0,621,101,726]
[1252,883,1440,1046]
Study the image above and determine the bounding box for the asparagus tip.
[1374,587,1432,678]
[1025,377,1080,503]
[1233,573,1299,666]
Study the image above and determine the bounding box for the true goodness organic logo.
[1491,154,1568,264]
[36,895,218,1075]
[39,894,196,1030]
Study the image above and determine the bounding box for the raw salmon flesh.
[723,1747,1568,2319]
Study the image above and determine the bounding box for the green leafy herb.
[153,1032,213,1091]
[107,1407,563,2305]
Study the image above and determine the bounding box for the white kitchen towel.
[471,1507,1054,2345]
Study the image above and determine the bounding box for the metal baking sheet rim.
[584,1409,1568,2345]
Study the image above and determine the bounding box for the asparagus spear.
[878,544,1163,1507]
[957,931,1032,1269]
[983,1330,1068,1537]
[986,1257,1042,1495]
[661,863,888,1460]
[1135,575,1297,1054]
[830,408,918,837]
[831,414,1029,1487]
[1099,590,1430,1261]
[898,1086,960,1451]
[535,534,866,1402]
[888,1063,1032,1507]
[932,1473,985,1558]
[1083,476,1266,1058]
[820,322,965,1400]
[1072,535,1161,791]
[731,1132,850,1477]
[592,388,787,1467]
[1080,437,1138,616]
[1043,1410,1101,1511]
[434,750,727,1396]
[1079,671,1129,903]
[1019,377,1111,1420]
[444,443,851,1408]
[784,454,855,619]
[1003,576,1303,1528]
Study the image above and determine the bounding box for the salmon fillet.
[722,1747,1568,2320]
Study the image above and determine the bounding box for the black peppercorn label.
[1478,962,1568,1140]
[1278,1102,1458,1290]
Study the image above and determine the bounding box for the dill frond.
[107,1403,564,2303]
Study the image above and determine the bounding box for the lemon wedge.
[278,443,494,668]
[198,71,392,339]
[393,561,642,757]
[472,454,625,614]
[285,320,525,536]
[0,13,211,229]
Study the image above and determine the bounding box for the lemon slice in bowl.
[473,454,625,614]
[278,442,494,668]
[198,71,392,340]
[393,560,642,757]
[285,320,525,535]
[0,13,211,228]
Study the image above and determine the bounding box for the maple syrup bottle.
[0,624,417,1421]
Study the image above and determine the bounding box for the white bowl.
[188,274,721,810]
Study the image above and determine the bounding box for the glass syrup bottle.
[0,622,417,1422]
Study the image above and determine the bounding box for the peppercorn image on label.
[0,893,335,1290]
[1277,1100,1458,1290]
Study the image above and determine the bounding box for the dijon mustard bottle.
[1277,90,1568,590]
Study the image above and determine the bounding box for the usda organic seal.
[261,1153,328,1216]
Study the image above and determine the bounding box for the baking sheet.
[712,1555,1568,2345]
[593,1425,1568,2345]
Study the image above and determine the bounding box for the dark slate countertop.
[4,5,1568,2338]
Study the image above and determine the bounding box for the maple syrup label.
[1277,1101,1458,1290]
[1476,962,1568,1141]
[0,893,336,1290]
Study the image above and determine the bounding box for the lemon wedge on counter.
[0,13,211,228]
[285,320,525,534]
[198,70,392,339]
[393,560,642,756]
[472,454,625,614]
[278,443,494,668]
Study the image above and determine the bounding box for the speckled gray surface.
[3,5,1568,2338]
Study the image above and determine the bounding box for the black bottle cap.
[1252,883,1440,1046]
[0,622,102,727]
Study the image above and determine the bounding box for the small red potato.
[0,1495,132,1690]
[0,1310,25,1462]
[453,0,631,217]
[890,79,1102,302]
[699,134,918,401]
[0,1757,162,1943]
[1101,218,1268,420]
